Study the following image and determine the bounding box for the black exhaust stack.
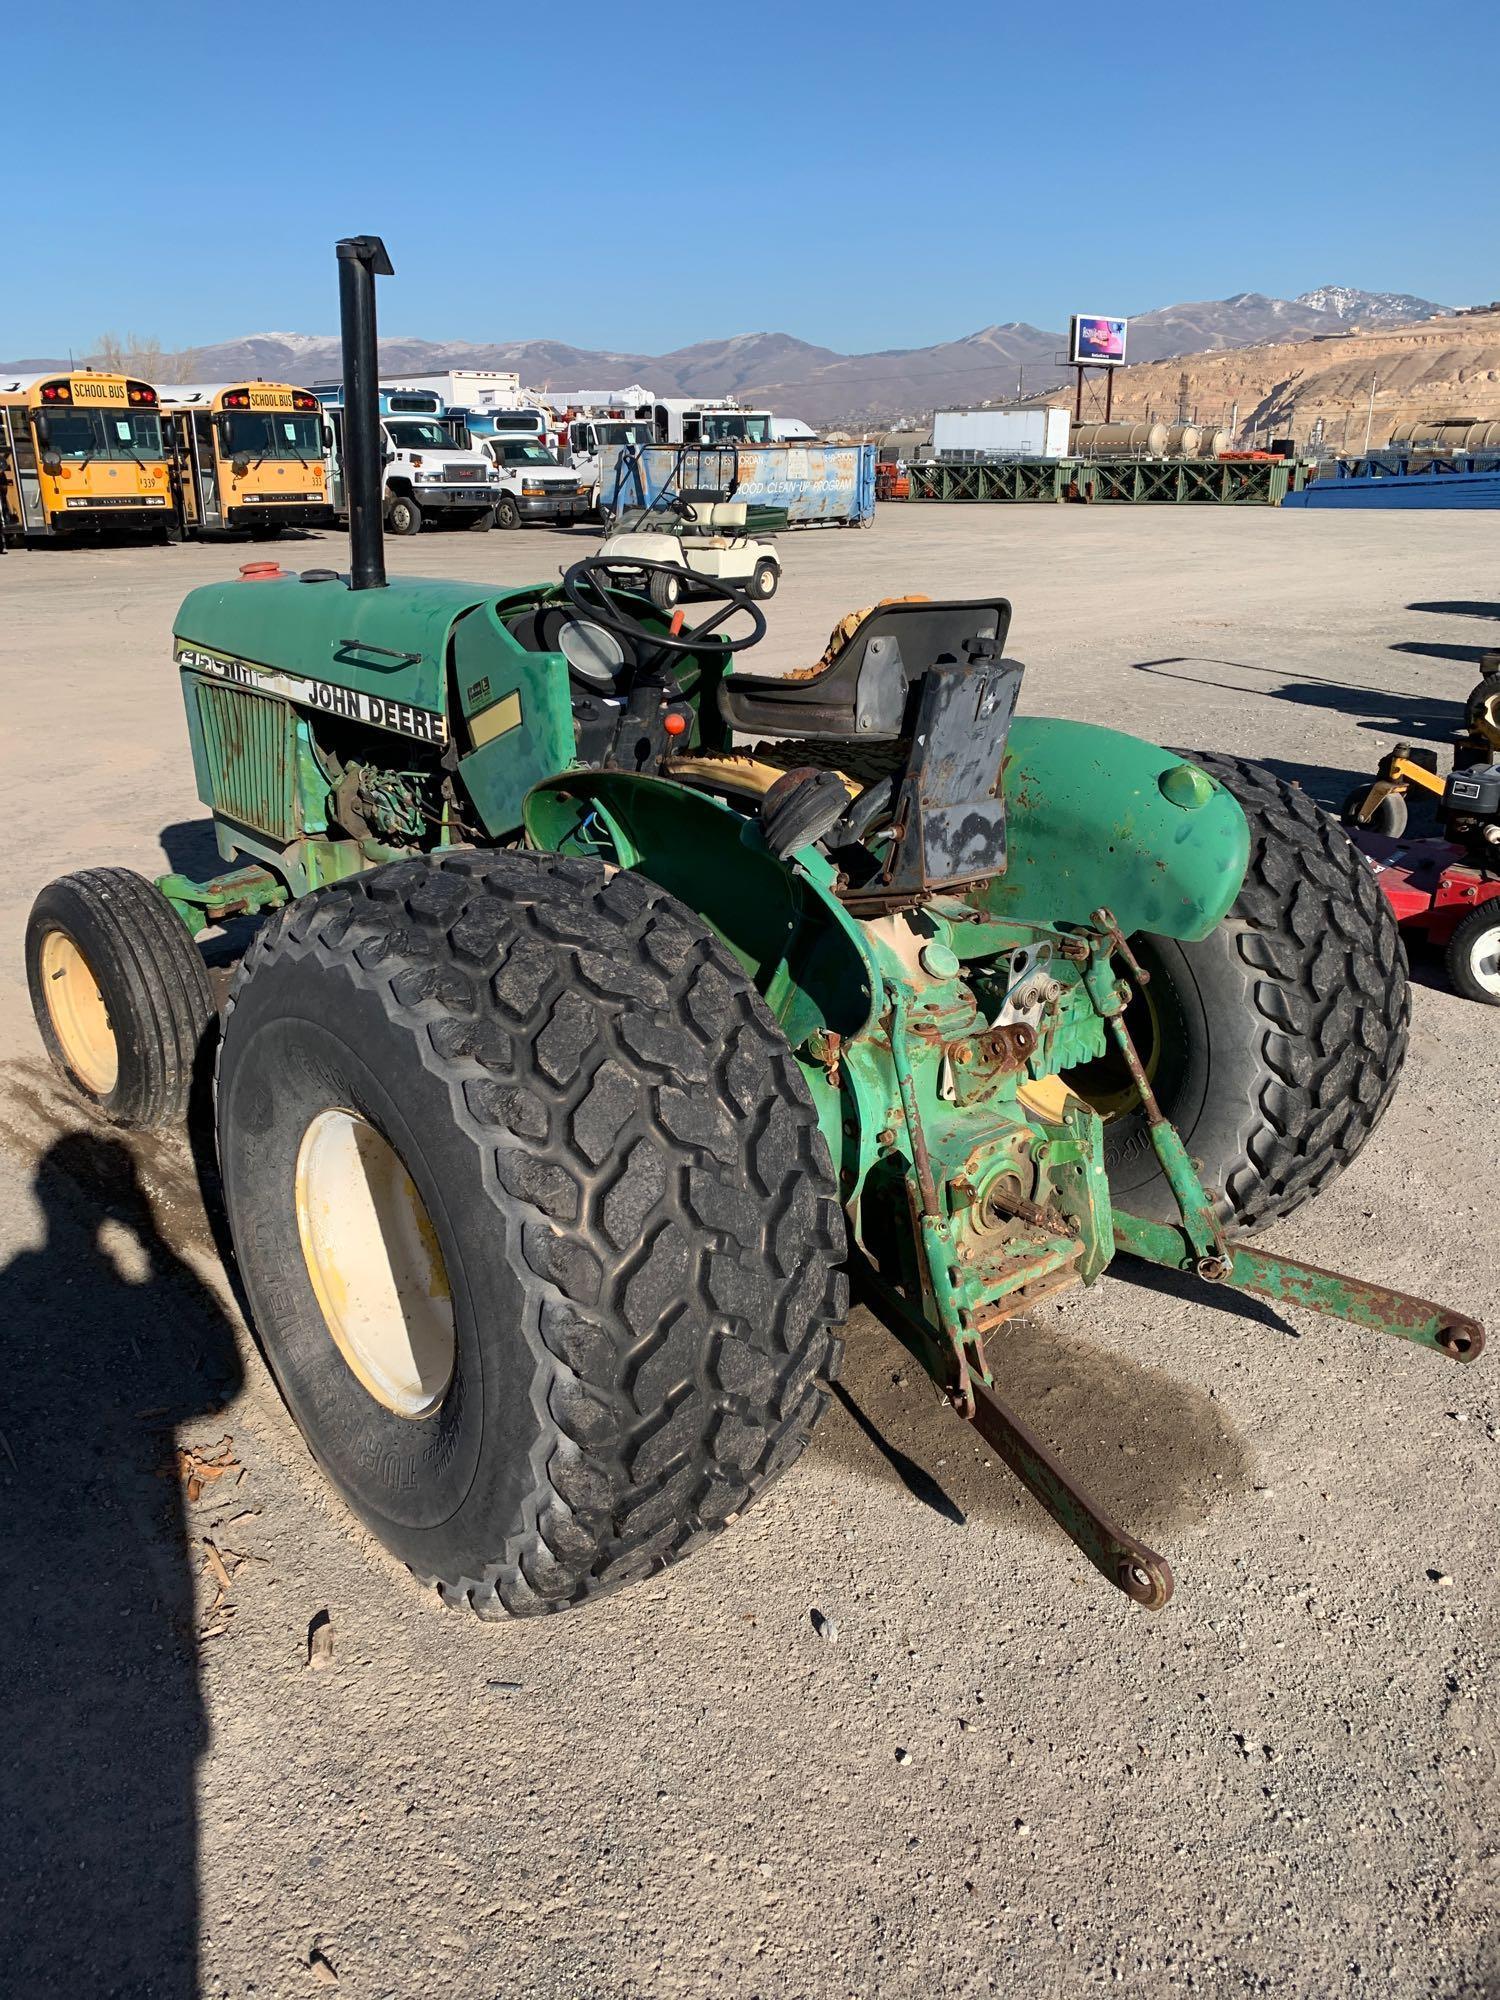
[336,234,394,591]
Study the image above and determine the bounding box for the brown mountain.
[0,288,1456,427]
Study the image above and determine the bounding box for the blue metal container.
[1285,469,1500,510]
[600,442,877,527]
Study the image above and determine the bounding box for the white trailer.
[932,407,1070,462]
[383,369,524,412]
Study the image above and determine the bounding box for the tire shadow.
[815,1301,1255,1547]
[0,1126,244,1996]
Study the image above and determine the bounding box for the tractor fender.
[983,718,1251,942]
[522,771,881,1052]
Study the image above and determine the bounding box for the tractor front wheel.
[26,869,216,1128]
[1084,753,1409,1232]
[215,851,847,1618]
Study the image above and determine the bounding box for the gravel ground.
[0,506,1496,2000]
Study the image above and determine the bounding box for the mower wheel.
[494,494,521,530]
[1464,671,1500,734]
[1444,903,1500,1006]
[26,868,216,1129]
[215,850,847,1618]
[648,568,682,612]
[752,559,780,600]
[1340,785,1407,837]
[1092,752,1409,1232]
[385,492,423,536]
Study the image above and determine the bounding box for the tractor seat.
[718,595,1012,741]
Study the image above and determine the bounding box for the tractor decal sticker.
[175,644,449,747]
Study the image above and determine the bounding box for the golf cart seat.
[718,595,1012,742]
[683,498,747,529]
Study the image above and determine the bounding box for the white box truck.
[932,407,1070,461]
[383,370,524,412]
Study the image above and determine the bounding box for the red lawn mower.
[1340,662,1500,1005]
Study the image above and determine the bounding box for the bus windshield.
[37,408,164,461]
[385,419,456,450]
[700,413,772,444]
[218,412,323,460]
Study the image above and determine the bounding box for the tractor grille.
[193,680,298,842]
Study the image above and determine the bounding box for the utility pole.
[1017,363,1024,402]
[1362,373,1378,454]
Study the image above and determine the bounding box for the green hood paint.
[173,573,505,719]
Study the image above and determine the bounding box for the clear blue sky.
[7,0,1495,359]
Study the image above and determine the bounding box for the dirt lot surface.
[1,508,1496,2000]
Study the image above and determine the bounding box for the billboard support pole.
[1105,368,1114,422]
[1074,367,1085,421]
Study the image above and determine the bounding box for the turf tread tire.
[26,867,216,1129]
[1177,751,1410,1228]
[216,850,847,1619]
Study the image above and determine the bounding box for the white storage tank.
[1070,420,1169,459]
[1163,424,1202,458]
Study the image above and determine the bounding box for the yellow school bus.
[0,372,173,538]
[162,381,334,536]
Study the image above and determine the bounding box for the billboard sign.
[1069,315,1128,367]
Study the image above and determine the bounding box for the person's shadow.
[0,1130,243,1997]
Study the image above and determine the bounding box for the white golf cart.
[594,456,781,611]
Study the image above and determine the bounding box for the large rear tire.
[215,851,847,1618]
[1082,753,1409,1231]
[26,868,216,1129]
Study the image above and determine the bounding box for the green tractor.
[26,239,1482,1618]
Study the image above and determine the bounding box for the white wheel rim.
[295,1110,455,1417]
[1469,924,1500,996]
[40,930,118,1095]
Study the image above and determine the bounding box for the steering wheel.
[561,556,767,656]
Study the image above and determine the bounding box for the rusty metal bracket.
[963,1380,1175,1609]
[1115,1211,1485,1362]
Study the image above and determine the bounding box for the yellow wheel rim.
[295,1110,455,1418]
[39,930,118,1096]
